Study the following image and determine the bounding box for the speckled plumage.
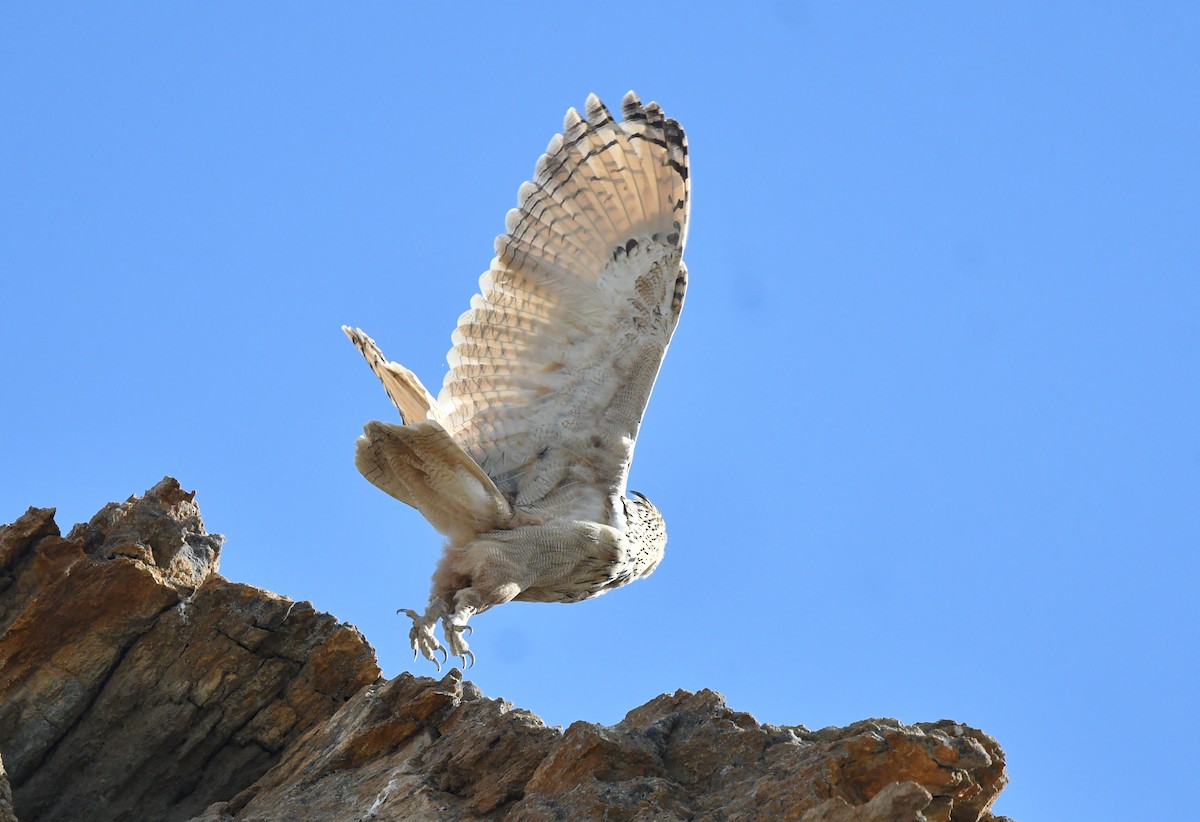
[344,91,688,667]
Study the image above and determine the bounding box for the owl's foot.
[442,620,475,669]
[399,608,448,671]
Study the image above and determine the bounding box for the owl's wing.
[436,92,689,525]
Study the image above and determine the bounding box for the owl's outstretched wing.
[435,91,689,524]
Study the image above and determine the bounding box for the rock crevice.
[0,480,1012,822]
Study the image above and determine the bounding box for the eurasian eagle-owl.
[344,91,688,668]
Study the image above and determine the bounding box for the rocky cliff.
[0,480,1012,821]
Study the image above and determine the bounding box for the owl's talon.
[443,621,475,668]
[401,608,447,670]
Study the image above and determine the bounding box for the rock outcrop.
[0,480,1012,821]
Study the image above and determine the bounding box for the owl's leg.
[439,580,521,668]
[401,539,525,670]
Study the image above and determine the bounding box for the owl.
[344,91,688,667]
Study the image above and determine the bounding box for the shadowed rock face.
[0,479,380,822]
[0,480,1013,822]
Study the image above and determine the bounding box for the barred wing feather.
[436,92,689,525]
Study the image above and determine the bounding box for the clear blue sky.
[2,4,1196,820]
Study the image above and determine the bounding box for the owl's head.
[625,491,667,578]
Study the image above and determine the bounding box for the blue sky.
[2,4,1197,819]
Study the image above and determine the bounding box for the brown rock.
[206,679,1010,822]
[510,692,1009,822]
[799,782,932,822]
[0,479,380,821]
[198,672,562,821]
[0,480,1013,822]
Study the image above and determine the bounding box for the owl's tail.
[342,326,440,425]
[354,420,513,542]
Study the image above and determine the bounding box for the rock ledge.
[0,480,1012,821]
